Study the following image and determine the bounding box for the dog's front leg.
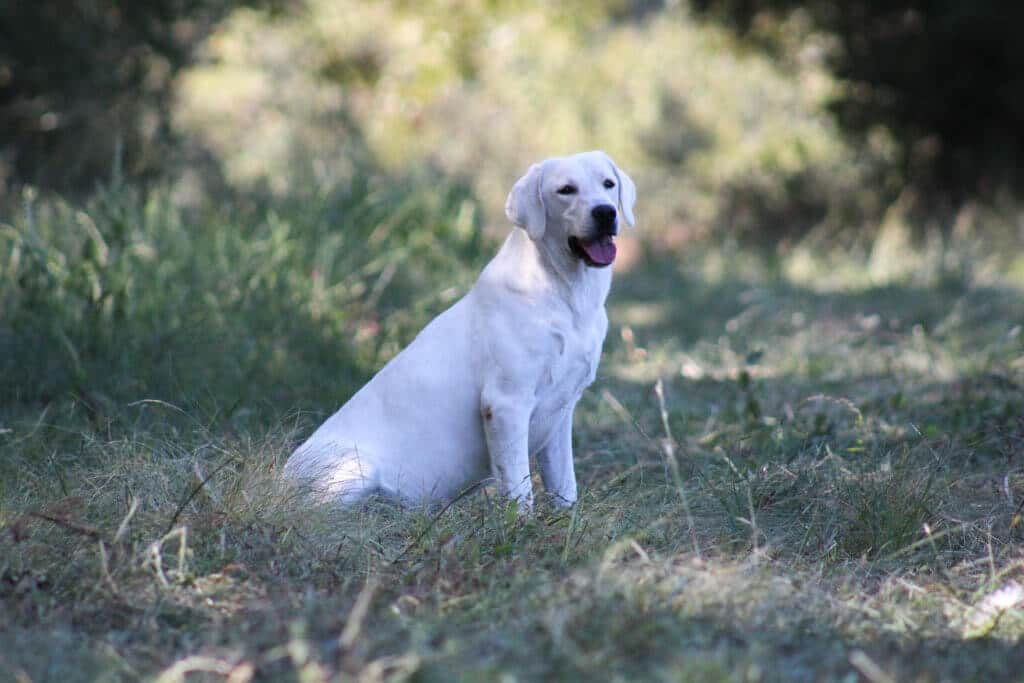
[538,408,578,508]
[480,390,534,511]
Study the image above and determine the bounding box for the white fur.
[283,151,637,510]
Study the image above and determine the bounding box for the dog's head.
[505,151,636,268]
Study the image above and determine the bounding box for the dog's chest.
[530,319,604,435]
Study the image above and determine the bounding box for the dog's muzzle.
[568,204,618,267]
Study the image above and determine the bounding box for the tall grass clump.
[0,167,486,430]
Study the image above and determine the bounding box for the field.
[2,176,1024,682]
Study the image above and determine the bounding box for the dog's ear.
[602,153,636,228]
[505,161,547,241]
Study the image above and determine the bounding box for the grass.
[2,181,1024,682]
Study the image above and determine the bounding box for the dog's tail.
[283,445,380,506]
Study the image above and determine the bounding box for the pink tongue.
[581,235,616,265]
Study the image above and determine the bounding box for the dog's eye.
[556,184,577,195]
[603,179,615,189]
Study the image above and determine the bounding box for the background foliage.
[6,0,1024,228]
[169,0,867,242]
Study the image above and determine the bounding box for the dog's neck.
[490,228,612,317]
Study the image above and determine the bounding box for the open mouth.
[568,235,616,268]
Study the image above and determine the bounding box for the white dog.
[283,151,636,510]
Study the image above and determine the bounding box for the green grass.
[2,182,1024,682]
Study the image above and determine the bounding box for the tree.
[693,1,1024,197]
[0,0,278,193]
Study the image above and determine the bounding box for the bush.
[173,0,878,242]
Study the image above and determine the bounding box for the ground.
[2,218,1024,681]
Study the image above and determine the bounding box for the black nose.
[591,204,617,234]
